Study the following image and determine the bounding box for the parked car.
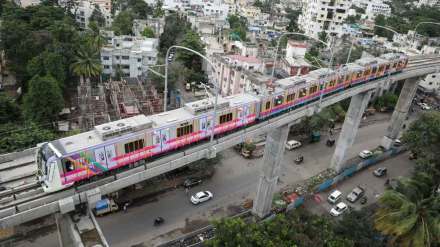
[359,150,373,159]
[418,102,431,110]
[330,202,348,216]
[346,186,365,203]
[409,152,417,160]
[183,178,202,188]
[327,190,343,204]
[190,191,213,205]
[373,167,388,177]
[285,140,302,150]
[393,139,402,147]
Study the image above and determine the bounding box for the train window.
[287,93,295,102]
[363,69,369,77]
[265,101,271,110]
[299,88,307,98]
[371,67,377,74]
[219,113,233,124]
[344,75,350,82]
[124,139,144,153]
[392,63,397,68]
[309,85,318,94]
[356,71,362,78]
[63,159,75,172]
[329,80,336,87]
[274,96,284,106]
[177,125,193,137]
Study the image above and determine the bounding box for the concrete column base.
[56,214,84,247]
[252,124,289,218]
[381,136,394,150]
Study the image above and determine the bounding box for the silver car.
[190,191,213,205]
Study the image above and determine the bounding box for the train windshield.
[37,143,55,176]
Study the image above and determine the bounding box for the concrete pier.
[331,91,372,172]
[381,77,419,149]
[252,124,289,218]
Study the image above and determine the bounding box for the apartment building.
[133,18,165,38]
[281,41,311,76]
[101,36,159,78]
[73,0,112,29]
[212,54,264,96]
[299,0,352,38]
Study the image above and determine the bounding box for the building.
[73,0,112,29]
[133,18,165,38]
[212,54,264,96]
[365,1,391,19]
[280,41,311,76]
[299,0,352,38]
[419,73,440,95]
[417,0,440,7]
[14,0,40,7]
[101,36,159,78]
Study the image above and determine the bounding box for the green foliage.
[142,26,155,38]
[112,10,134,35]
[27,51,66,89]
[334,44,363,65]
[23,75,64,124]
[89,4,106,27]
[285,8,301,32]
[0,122,56,153]
[207,209,354,247]
[373,92,398,111]
[177,30,205,70]
[374,174,440,247]
[159,13,188,54]
[402,111,440,182]
[153,0,164,17]
[227,14,248,41]
[0,93,21,123]
[70,41,102,85]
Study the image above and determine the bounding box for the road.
[14,113,415,247]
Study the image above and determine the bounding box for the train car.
[37,95,259,193]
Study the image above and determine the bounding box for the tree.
[374,174,440,247]
[23,75,64,124]
[127,0,153,18]
[402,111,440,181]
[70,42,102,85]
[159,13,187,54]
[112,10,134,35]
[177,30,205,70]
[26,51,66,89]
[0,122,56,153]
[285,8,301,32]
[0,94,21,123]
[142,26,155,38]
[153,0,164,17]
[227,14,248,41]
[89,4,106,27]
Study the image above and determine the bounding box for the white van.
[327,190,343,204]
[285,140,302,150]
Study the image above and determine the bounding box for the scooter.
[154,217,164,226]
[294,156,304,164]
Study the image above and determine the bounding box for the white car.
[421,103,431,110]
[359,150,373,159]
[285,140,302,150]
[190,191,213,205]
[330,202,348,216]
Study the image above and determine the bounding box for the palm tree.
[374,173,440,247]
[70,43,102,86]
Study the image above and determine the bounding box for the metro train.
[37,53,408,193]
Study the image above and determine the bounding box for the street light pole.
[163,45,219,146]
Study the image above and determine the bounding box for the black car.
[373,167,387,177]
[183,178,202,188]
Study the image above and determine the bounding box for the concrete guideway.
[0,56,439,228]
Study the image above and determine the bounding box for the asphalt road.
[14,113,416,247]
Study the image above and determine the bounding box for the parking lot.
[304,152,415,217]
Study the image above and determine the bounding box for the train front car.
[36,142,66,193]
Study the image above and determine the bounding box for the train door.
[104,145,117,169]
[160,128,171,151]
[200,116,209,139]
[239,105,249,126]
[94,147,109,172]
[152,130,162,154]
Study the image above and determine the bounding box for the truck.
[93,198,119,216]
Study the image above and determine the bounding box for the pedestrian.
[123,202,129,213]
[185,188,189,194]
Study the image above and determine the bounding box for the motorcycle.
[360,196,367,205]
[294,156,304,164]
[154,217,164,226]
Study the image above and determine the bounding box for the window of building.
[104,65,110,69]
[287,93,295,102]
[115,56,120,59]
[177,124,193,137]
[432,75,436,78]
[137,58,141,62]
[124,139,144,153]
[265,101,271,110]
[103,56,110,60]
[123,65,130,69]
[219,113,233,124]
[122,56,129,60]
